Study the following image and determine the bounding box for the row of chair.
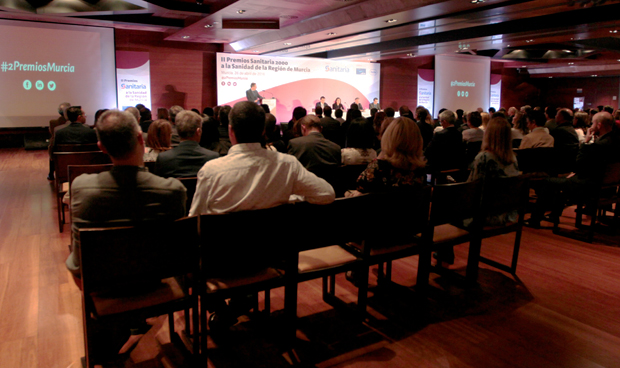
[77,174,531,366]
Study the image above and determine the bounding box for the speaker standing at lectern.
[246,82,265,105]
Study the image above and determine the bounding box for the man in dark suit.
[53,106,98,148]
[155,110,219,178]
[320,106,343,147]
[315,96,328,111]
[424,109,464,171]
[47,101,71,180]
[354,97,363,110]
[288,115,341,183]
[527,112,620,227]
[245,82,264,105]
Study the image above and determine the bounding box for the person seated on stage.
[333,97,345,111]
[144,119,173,162]
[189,101,334,329]
[155,110,219,178]
[53,106,98,149]
[316,96,328,110]
[341,117,377,166]
[526,112,620,228]
[347,116,426,196]
[354,97,363,111]
[288,115,341,184]
[519,110,554,149]
[369,97,381,110]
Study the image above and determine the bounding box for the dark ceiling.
[2,0,620,78]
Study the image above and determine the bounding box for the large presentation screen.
[433,54,490,118]
[216,53,380,124]
[0,19,117,128]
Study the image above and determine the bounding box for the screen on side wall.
[0,19,117,128]
[433,54,491,118]
[216,53,380,125]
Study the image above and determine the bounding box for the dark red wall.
[115,29,222,112]
[379,56,433,111]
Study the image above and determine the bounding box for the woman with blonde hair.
[480,111,490,130]
[348,117,426,195]
[144,119,172,162]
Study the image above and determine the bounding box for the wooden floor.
[1,147,619,368]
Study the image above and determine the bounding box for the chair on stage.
[79,216,200,368]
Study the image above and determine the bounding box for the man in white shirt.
[519,110,555,149]
[189,101,335,216]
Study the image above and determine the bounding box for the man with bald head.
[526,111,620,228]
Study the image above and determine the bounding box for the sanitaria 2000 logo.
[121,83,147,89]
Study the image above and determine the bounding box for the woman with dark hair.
[156,107,170,121]
[144,119,172,162]
[332,97,345,111]
[264,113,286,153]
[341,117,377,166]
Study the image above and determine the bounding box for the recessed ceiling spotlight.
[617,59,620,62]
[592,74,598,77]
[368,58,373,61]
[549,76,553,78]
[471,0,485,3]
[568,62,574,65]
[182,36,190,39]
[522,65,527,68]
[237,9,246,14]
[406,53,415,57]
[204,24,213,28]
[253,50,259,53]
[283,42,292,45]
[507,44,510,47]
[385,19,397,23]
[327,32,336,36]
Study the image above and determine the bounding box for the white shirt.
[189,143,335,215]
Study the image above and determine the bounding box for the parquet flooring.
[0,147,619,368]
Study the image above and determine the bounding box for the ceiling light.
[182,36,190,39]
[591,74,598,77]
[253,50,259,53]
[568,62,574,65]
[471,0,485,3]
[204,24,213,28]
[407,53,415,57]
[385,19,397,23]
[283,42,292,45]
[327,32,336,36]
[549,76,553,78]
[237,9,246,14]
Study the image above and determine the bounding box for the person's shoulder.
[138,170,186,191]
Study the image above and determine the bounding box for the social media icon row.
[23,80,56,91]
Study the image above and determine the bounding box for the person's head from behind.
[380,117,425,170]
[292,106,307,122]
[439,109,456,128]
[169,105,183,123]
[573,112,588,130]
[604,105,614,114]
[300,115,322,136]
[58,102,71,118]
[384,107,395,118]
[219,105,232,126]
[482,117,515,165]
[176,111,203,141]
[157,107,170,121]
[555,108,572,125]
[229,101,266,144]
[203,107,214,117]
[146,119,172,150]
[96,110,142,161]
[324,106,332,117]
[526,109,546,128]
[345,108,362,123]
[264,113,281,143]
[467,111,482,128]
[124,106,140,123]
[346,117,375,149]
[335,108,343,119]
[67,106,85,123]
[315,106,323,117]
